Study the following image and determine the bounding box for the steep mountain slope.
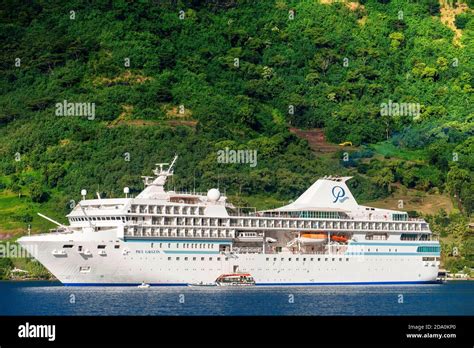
[0,1,472,273]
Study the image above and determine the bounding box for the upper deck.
[62,156,431,239]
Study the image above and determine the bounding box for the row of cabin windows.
[392,213,408,221]
[296,211,341,219]
[168,257,224,261]
[417,246,440,253]
[401,234,429,241]
[365,233,388,240]
[155,243,215,249]
[63,244,120,249]
[164,257,351,262]
[70,216,130,222]
[266,257,349,262]
[72,242,222,250]
[131,205,206,215]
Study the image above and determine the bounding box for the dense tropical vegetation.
[0,0,472,276]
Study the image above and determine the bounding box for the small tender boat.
[436,271,447,284]
[215,273,255,286]
[138,282,150,288]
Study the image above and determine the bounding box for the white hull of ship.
[19,234,440,286]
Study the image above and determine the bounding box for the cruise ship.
[18,156,441,286]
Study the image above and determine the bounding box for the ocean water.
[0,281,473,316]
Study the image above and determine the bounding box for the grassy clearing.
[0,190,68,239]
[370,142,427,162]
[365,188,455,216]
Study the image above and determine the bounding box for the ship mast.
[141,155,178,187]
[137,155,178,198]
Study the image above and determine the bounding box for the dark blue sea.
[1,281,473,316]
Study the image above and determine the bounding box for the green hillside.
[0,0,473,275]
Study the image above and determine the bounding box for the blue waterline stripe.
[255,281,440,286]
[63,280,440,287]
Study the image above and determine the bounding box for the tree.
[45,164,66,188]
[0,258,13,280]
[371,167,394,192]
[447,167,470,197]
[29,183,48,203]
[455,13,471,29]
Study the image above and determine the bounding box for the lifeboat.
[299,233,327,244]
[301,233,327,239]
[331,235,348,243]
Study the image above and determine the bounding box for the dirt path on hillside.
[439,0,470,46]
[289,127,343,153]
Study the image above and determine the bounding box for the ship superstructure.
[18,156,441,285]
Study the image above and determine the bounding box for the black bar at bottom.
[0,316,471,347]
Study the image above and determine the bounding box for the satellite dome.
[207,188,221,202]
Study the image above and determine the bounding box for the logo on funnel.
[332,186,348,203]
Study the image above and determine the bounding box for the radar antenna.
[153,154,178,177]
[140,155,179,188]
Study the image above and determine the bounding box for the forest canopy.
[0,0,473,215]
